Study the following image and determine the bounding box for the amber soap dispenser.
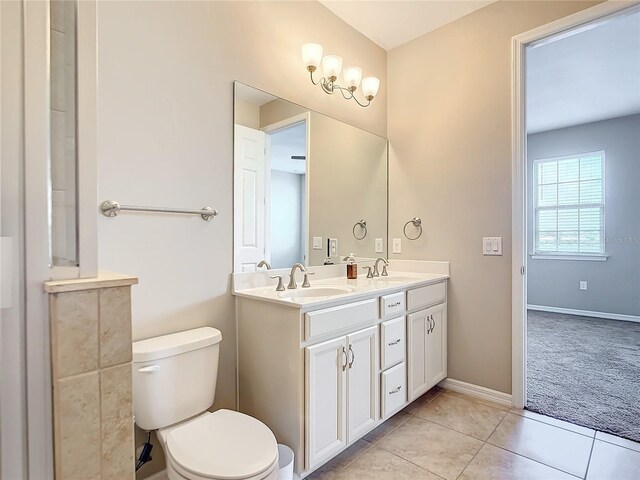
[345,253,357,279]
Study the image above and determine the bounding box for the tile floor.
[306,387,640,480]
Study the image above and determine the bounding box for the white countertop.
[233,271,449,310]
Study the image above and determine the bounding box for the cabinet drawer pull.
[387,301,401,308]
[387,338,402,346]
[341,346,348,371]
[348,344,355,368]
[389,386,402,394]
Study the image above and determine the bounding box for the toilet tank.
[132,327,222,431]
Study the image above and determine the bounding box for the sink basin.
[279,286,353,299]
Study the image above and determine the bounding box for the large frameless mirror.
[49,0,78,267]
[233,82,388,272]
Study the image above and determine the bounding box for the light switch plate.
[483,237,503,256]
[580,281,588,291]
[392,238,402,254]
[313,237,323,250]
[329,238,338,257]
[375,238,384,253]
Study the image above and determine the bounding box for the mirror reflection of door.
[233,118,308,272]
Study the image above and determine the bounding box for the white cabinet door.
[407,309,428,401]
[233,124,267,272]
[346,326,378,442]
[425,303,447,386]
[305,336,348,470]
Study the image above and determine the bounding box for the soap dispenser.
[344,253,357,279]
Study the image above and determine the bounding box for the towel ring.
[353,219,367,240]
[403,217,423,240]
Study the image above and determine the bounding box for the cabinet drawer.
[380,292,405,318]
[381,317,405,370]
[407,282,446,311]
[381,362,406,419]
[305,299,377,341]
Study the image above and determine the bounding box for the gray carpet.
[527,310,640,443]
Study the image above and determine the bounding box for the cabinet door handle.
[388,301,401,308]
[389,386,402,394]
[426,316,431,335]
[388,338,402,346]
[341,346,348,371]
[348,344,355,368]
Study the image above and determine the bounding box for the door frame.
[261,112,311,266]
[511,0,639,409]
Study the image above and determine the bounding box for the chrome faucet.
[257,260,271,270]
[287,263,307,289]
[373,257,389,277]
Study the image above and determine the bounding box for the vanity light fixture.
[302,43,380,108]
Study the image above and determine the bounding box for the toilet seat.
[161,410,279,480]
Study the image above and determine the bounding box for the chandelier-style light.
[302,43,380,108]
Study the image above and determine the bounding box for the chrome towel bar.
[100,200,218,221]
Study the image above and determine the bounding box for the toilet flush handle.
[138,365,160,373]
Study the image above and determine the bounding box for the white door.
[346,326,378,442]
[425,304,447,386]
[233,124,266,272]
[407,309,428,401]
[305,336,347,470]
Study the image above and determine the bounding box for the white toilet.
[133,327,279,480]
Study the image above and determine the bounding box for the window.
[534,151,605,255]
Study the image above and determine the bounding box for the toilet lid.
[166,409,278,480]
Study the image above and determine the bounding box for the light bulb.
[343,66,362,92]
[322,55,343,81]
[301,43,323,72]
[362,76,380,101]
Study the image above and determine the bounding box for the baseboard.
[438,378,512,408]
[142,470,168,480]
[527,305,640,324]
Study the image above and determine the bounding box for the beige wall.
[234,99,260,129]
[307,112,387,265]
[387,0,600,394]
[96,2,385,474]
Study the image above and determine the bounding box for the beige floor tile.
[335,446,443,479]
[403,386,442,415]
[306,440,372,479]
[443,389,511,412]
[488,413,593,478]
[414,392,506,440]
[586,440,640,480]
[509,408,595,437]
[363,411,411,444]
[595,432,640,453]
[459,444,576,480]
[377,416,483,480]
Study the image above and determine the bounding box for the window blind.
[534,152,604,255]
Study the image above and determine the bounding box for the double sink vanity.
[233,261,449,477]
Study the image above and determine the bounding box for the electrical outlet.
[313,237,323,250]
[329,238,338,257]
[580,281,588,291]
[375,238,384,253]
[392,238,402,254]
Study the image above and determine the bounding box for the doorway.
[264,121,308,269]
[512,2,640,441]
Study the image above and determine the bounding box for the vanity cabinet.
[236,276,447,478]
[305,326,378,469]
[408,303,447,401]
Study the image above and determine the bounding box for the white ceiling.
[235,83,276,106]
[319,0,496,50]
[526,10,640,134]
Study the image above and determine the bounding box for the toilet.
[133,327,279,480]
